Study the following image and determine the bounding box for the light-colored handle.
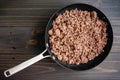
[4,49,50,77]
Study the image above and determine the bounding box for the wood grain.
[0,0,120,80]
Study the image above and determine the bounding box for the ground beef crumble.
[48,9,107,65]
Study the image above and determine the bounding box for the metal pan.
[4,3,113,77]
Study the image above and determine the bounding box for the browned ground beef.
[48,9,107,65]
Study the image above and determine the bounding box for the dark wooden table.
[0,0,120,80]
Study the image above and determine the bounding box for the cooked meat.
[49,9,107,65]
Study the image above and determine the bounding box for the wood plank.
[0,9,57,16]
[101,0,120,7]
[0,0,97,5]
[0,62,120,80]
[0,53,120,61]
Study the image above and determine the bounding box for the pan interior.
[45,3,113,70]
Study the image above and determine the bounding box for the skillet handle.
[4,49,50,77]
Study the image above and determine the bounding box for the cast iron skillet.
[4,3,113,77]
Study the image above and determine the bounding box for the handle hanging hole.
[4,71,11,77]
